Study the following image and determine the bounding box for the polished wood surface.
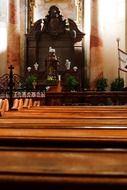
[1,105,127,141]
[2,105,127,128]
[0,147,126,186]
[0,105,127,189]
[25,6,85,90]
[45,91,127,105]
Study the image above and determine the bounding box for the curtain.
[89,0,104,90]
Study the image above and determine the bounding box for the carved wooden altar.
[25,5,85,90]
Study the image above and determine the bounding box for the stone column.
[89,0,104,90]
[7,0,20,74]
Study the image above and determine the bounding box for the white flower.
[73,66,78,71]
[27,66,31,72]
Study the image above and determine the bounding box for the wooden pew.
[1,105,127,147]
[6,105,127,115]
[0,146,126,189]
[2,105,127,127]
[0,106,127,189]
[1,103,127,148]
[21,105,127,112]
[11,98,32,110]
[0,99,9,116]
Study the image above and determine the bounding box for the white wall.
[0,0,8,75]
[84,0,126,88]
[0,0,126,87]
[100,0,126,86]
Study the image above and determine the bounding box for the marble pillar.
[89,0,104,90]
[7,0,20,74]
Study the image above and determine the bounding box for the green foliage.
[26,74,37,84]
[26,74,37,90]
[65,74,79,91]
[110,78,124,91]
[46,79,57,86]
[96,78,108,91]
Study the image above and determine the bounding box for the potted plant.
[26,74,37,90]
[96,77,108,91]
[65,74,79,91]
[110,77,124,91]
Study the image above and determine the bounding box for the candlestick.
[116,38,120,48]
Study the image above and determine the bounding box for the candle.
[58,75,61,81]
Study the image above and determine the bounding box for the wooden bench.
[0,99,9,116]
[22,105,127,111]
[1,105,127,147]
[0,106,127,189]
[1,105,127,128]
[6,105,127,115]
[0,146,126,189]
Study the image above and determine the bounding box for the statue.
[45,47,59,82]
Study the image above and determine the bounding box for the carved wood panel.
[25,5,85,90]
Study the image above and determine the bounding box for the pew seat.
[0,99,9,116]
[0,105,127,189]
[0,146,126,189]
[3,105,127,127]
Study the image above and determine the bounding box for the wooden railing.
[45,91,127,105]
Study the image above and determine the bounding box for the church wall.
[34,0,77,24]
[0,0,126,89]
[0,0,27,76]
[7,0,21,74]
[0,0,7,76]
[20,0,26,75]
[100,0,126,88]
[84,0,126,89]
